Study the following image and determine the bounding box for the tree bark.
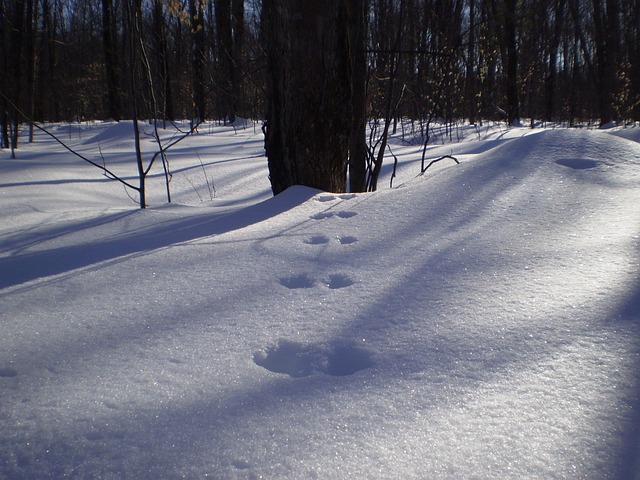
[503,0,520,125]
[102,0,120,121]
[189,0,206,121]
[348,0,368,193]
[263,0,352,195]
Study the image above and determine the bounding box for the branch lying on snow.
[421,155,460,173]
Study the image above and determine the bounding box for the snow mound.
[81,120,139,145]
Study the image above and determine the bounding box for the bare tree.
[102,0,120,120]
[189,0,206,122]
[263,0,353,194]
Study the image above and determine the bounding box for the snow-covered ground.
[1,121,639,479]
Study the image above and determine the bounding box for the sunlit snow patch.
[253,340,373,378]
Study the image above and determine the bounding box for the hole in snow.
[232,459,251,470]
[253,340,374,378]
[311,212,334,220]
[304,235,330,245]
[279,274,315,289]
[84,431,103,442]
[325,273,355,289]
[338,235,358,245]
[555,158,599,170]
[336,211,357,219]
[316,195,336,203]
[0,367,17,378]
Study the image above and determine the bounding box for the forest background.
[1,0,637,188]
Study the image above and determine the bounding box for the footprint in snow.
[0,367,17,378]
[279,273,355,290]
[315,193,355,202]
[555,158,599,170]
[336,211,357,219]
[279,273,315,289]
[253,339,373,377]
[310,211,357,220]
[311,212,334,220]
[304,235,330,245]
[325,274,355,289]
[315,195,337,203]
[337,235,358,245]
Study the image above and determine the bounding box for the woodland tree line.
[1,0,638,193]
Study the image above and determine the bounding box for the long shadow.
[2,129,638,478]
[612,274,640,480]
[0,187,315,291]
[0,177,117,188]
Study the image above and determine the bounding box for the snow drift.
[0,124,639,479]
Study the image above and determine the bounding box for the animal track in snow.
[84,431,104,442]
[337,235,358,245]
[555,158,599,170]
[253,339,374,377]
[280,272,355,290]
[279,273,316,289]
[0,367,17,377]
[325,274,355,289]
[316,195,337,203]
[310,211,357,220]
[304,235,330,245]
[311,212,334,220]
[315,193,355,202]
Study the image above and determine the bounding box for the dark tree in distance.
[151,0,175,122]
[592,0,620,125]
[189,0,206,121]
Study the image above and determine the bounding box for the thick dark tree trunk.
[466,0,478,125]
[348,0,368,193]
[0,0,7,148]
[263,0,352,195]
[102,0,120,121]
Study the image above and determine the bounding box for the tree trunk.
[263,0,352,195]
[152,0,174,122]
[189,0,206,121]
[503,0,520,125]
[467,0,478,125]
[348,0,368,193]
[215,0,234,121]
[102,0,120,121]
[0,0,8,148]
[8,0,26,157]
[592,0,619,125]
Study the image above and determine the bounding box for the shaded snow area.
[1,121,639,479]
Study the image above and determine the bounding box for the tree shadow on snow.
[0,186,317,291]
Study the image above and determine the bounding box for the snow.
[1,121,639,479]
